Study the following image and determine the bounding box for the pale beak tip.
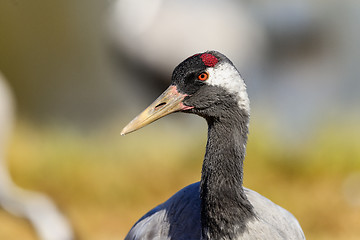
[120,128,128,136]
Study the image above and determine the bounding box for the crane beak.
[121,85,193,135]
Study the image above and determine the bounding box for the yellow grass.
[1,118,359,239]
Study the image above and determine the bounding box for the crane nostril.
[155,102,166,110]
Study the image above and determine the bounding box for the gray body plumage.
[125,182,305,240]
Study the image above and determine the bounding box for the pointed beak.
[121,85,193,135]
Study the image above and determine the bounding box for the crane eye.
[198,72,209,81]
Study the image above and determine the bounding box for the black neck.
[200,109,254,239]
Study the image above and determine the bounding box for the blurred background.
[0,0,360,239]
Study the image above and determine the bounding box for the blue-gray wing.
[242,188,305,240]
[125,182,201,240]
[125,184,305,240]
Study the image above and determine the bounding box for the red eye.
[198,72,209,81]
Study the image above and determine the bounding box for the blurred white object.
[108,0,266,77]
[0,72,74,240]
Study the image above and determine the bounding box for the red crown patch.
[200,53,218,67]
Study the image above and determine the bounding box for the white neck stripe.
[206,62,250,114]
